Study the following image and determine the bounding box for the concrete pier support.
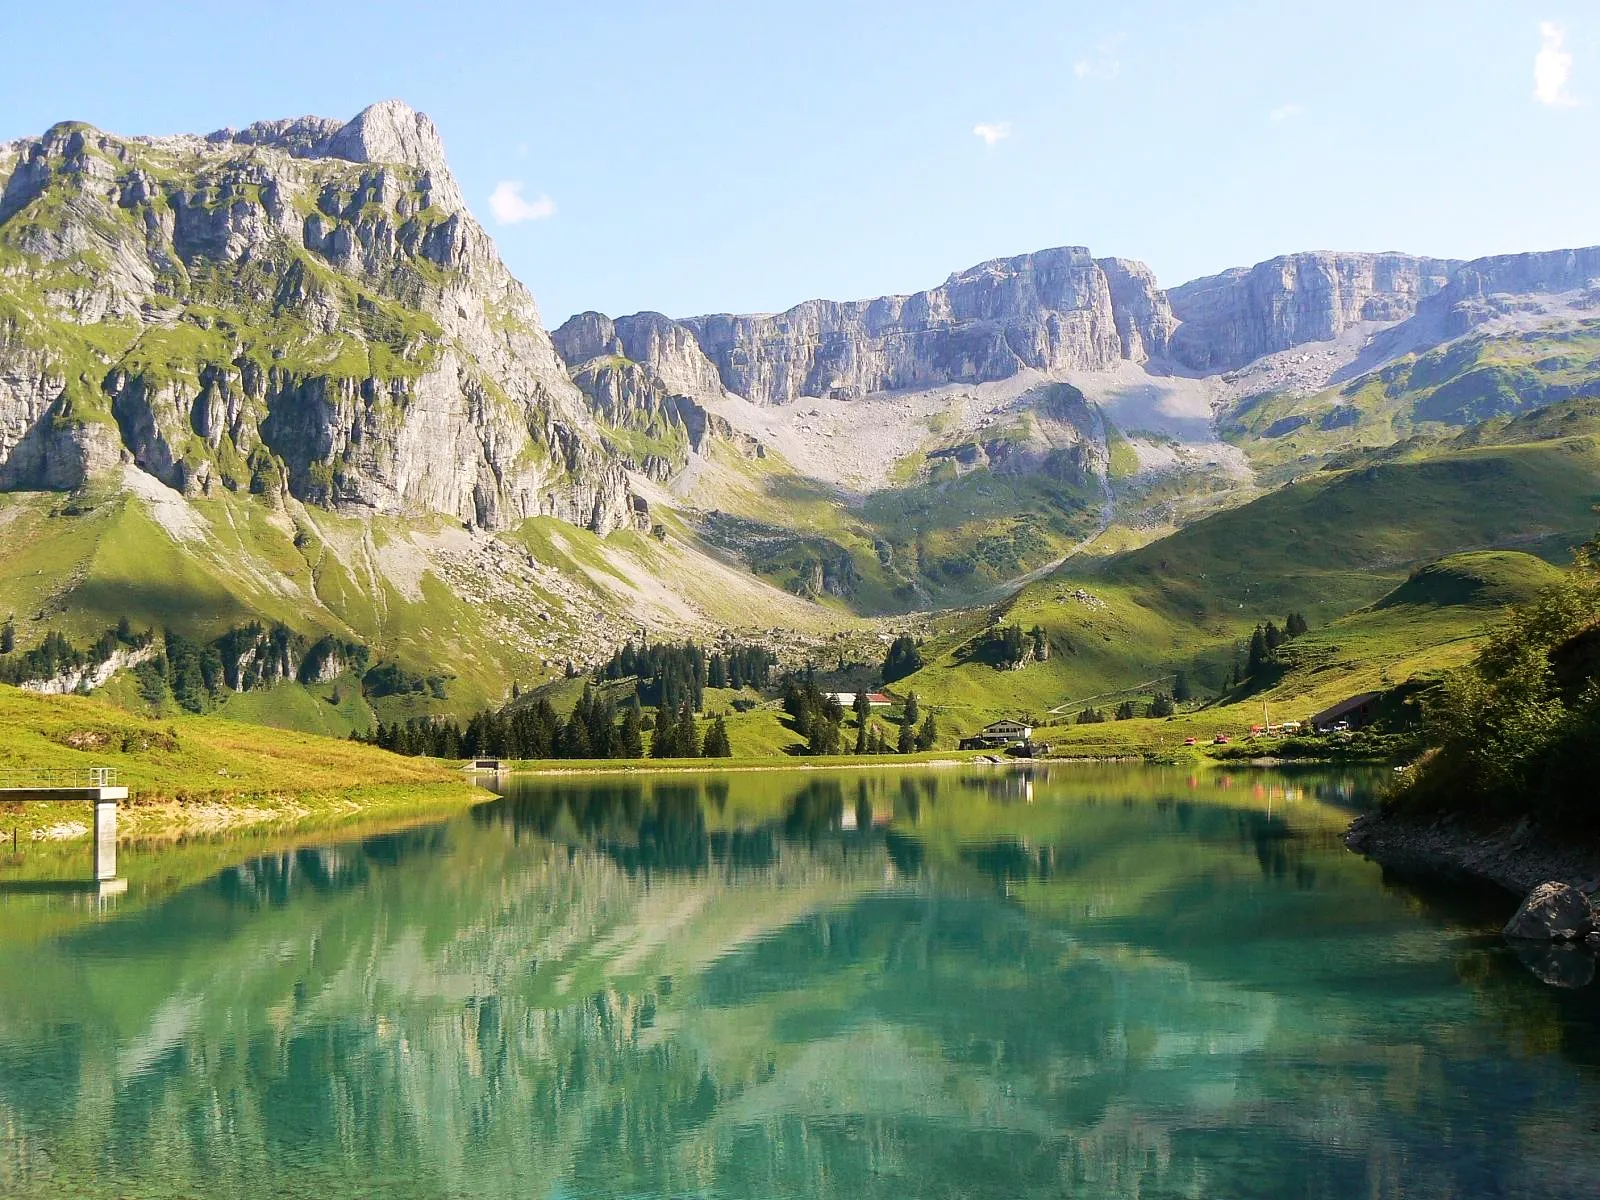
[93,799,118,881]
[0,774,128,885]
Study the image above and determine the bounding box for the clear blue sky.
[3,2,1596,323]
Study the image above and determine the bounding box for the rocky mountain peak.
[0,103,638,535]
[207,100,464,213]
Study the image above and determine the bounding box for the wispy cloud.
[488,181,557,225]
[972,121,1012,146]
[1269,103,1304,123]
[1534,20,1577,107]
[1073,37,1122,81]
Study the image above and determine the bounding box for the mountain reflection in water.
[1,765,1597,1199]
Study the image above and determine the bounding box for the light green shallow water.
[1,765,1597,1199]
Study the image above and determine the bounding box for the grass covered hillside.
[891,422,1599,735]
[1224,322,1600,482]
[0,684,482,840]
[0,472,846,733]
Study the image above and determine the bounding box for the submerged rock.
[1504,881,1595,941]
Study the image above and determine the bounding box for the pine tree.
[620,699,644,758]
[897,715,915,754]
[916,712,937,751]
[1115,700,1138,720]
[0,618,13,656]
[1264,620,1282,653]
[650,709,675,758]
[1172,671,1192,703]
[1149,692,1175,718]
[1247,626,1269,677]
[702,715,732,758]
[903,691,920,730]
[675,701,701,758]
[881,635,923,683]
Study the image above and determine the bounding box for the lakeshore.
[1346,807,1600,897]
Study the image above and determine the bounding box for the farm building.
[959,719,1034,750]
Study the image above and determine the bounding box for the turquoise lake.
[1,765,1598,1198]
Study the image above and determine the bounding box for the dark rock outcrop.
[1504,880,1596,941]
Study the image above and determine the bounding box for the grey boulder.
[1503,881,1595,941]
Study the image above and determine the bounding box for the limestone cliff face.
[553,313,763,475]
[0,101,637,533]
[1409,245,1600,337]
[563,248,1177,408]
[1166,252,1459,372]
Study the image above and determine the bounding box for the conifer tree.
[916,712,937,751]
[702,714,732,758]
[675,701,701,758]
[1247,626,1269,677]
[1172,670,1192,703]
[650,710,675,758]
[620,698,644,758]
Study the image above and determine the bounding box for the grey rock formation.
[1504,880,1595,941]
[564,248,1176,409]
[1167,252,1459,372]
[556,322,763,476]
[685,248,1175,404]
[1407,245,1600,338]
[0,103,637,534]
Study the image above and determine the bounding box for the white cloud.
[488,181,556,225]
[972,121,1012,146]
[1269,103,1304,123]
[1534,20,1576,107]
[1073,38,1122,81]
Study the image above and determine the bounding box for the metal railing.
[0,766,119,789]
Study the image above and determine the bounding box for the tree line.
[0,617,433,715]
[782,671,936,756]
[1232,613,1311,686]
[359,683,734,761]
[594,638,776,713]
[0,619,150,687]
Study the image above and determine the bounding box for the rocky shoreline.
[1344,808,1600,896]
[1346,807,1600,989]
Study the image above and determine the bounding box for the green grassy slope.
[1226,322,1600,482]
[893,427,1599,737]
[0,684,481,839]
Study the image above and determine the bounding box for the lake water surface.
[2,765,1598,1198]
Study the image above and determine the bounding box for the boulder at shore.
[1503,881,1595,941]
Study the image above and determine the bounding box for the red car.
[1212,734,1230,745]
